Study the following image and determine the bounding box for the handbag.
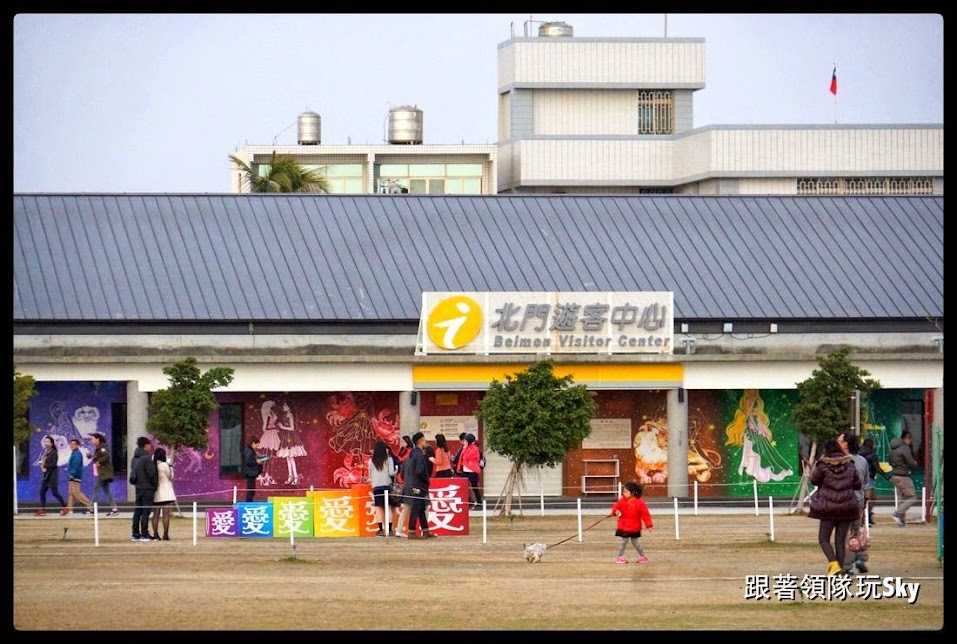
[847,525,870,552]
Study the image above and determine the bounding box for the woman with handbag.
[808,438,862,576]
[839,433,871,573]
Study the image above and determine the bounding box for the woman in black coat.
[808,438,862,575]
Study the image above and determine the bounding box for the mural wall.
[18,382,927,505]
[19,381,127,504]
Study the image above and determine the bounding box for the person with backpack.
[457,432,483,510]
[90,432,120,516]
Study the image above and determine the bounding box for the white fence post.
[768,497,775,542]
[673,497,680,541]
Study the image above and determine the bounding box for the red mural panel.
[219,392,402,496]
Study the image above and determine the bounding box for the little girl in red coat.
[611,481,653,563]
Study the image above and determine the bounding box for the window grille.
[797,177,933,195]
[637,91,674,135]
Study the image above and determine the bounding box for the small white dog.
[523,542,547,563]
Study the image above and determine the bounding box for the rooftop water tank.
[387,105,423,145]
[539,21,573,37]
[297,111,321,145]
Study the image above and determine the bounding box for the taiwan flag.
[830,66,838,95]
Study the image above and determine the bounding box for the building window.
[797,177,934,195]
[112,403,127,477]
[219,403,243,475]
[636,90,674,135]
[301,164,363,194]
[374,163,482,194]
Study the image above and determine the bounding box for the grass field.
[13,508,944,631]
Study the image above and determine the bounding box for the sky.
[13,12,943,194]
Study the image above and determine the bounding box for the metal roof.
[12,194,943,322]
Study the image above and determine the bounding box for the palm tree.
[229,151,332,194]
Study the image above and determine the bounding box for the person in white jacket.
[150,447,176,540]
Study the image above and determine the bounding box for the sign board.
[418,292,673,356]
[583,418,633,449]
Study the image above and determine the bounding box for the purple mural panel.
[20,382,126,504]
[159,391,401,504]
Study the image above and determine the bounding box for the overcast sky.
[13,12,943,193]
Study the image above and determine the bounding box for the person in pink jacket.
[611,482,653,564]
[457,433,483,509]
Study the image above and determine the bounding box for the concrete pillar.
[126,382,149,497]
[666,387,689,498]
[399,390,420,440]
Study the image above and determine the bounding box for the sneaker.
[407,534,422,540]
[108,509,120,517]
[139,537,154,542]
[826,561,841,576]
[83,508,94,515]
[374,530,385,537]
[394,531,407,539]
[855,558,869,574]
[131,535,141,542]
[891,512,905,527]
[423,531,437,539]
[615,556,628,564]
[636,555,650,564]
[162,535,170,541]
[60,508,70,516]
[35,509,47,516]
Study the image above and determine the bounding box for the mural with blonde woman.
[724,389,796,489]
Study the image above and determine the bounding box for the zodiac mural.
[631,409,723,486]
[724,389,794,484]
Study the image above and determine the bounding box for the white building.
[231,21,943,197]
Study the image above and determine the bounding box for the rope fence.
[49,480,936,550]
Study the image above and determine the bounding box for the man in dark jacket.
[858,437,889,525]
[888,430,919,526]
[130,437,157,541]
[404,432,434,539]
[242,437,266,502]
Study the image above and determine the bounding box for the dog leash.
[546,514,614,550]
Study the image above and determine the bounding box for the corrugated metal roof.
[12,194,943,322]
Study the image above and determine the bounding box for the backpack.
[128,454,139,484]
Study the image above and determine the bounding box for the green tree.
[229,151,332,193]
[147,357,234,456]
[790,346,881,512]
[13,366,37,446]
[475,359,597,517]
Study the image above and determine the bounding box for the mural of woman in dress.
[724,389,793,483]
[276,400,307,485]
[257,400,281,486]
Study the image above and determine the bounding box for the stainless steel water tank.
[387,105,423,144]
[297,111,321,145]
[539,21,573,37]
